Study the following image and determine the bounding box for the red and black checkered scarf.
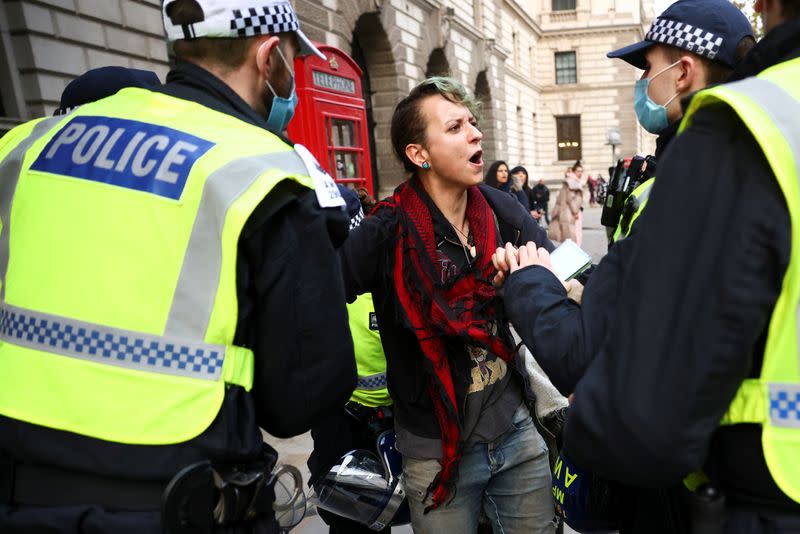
[379,179,515,511]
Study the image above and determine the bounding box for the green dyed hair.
[390,76,482,175]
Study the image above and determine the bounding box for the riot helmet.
[310,430,410,531]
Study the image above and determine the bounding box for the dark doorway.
[351,12,399,194]
[425,48,450,77]
[475,70,497,163]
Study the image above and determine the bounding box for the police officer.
[502,0,754,415]
[496,1,756,531]
[53,66,160,116]
[607,0,755,242]
[307,186,397,533]
[0,0,356,532]
[540,0,800,532]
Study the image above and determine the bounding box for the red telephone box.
[288,43,374,196]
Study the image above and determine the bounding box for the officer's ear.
[675,54,701,94]
[255,36,281,83]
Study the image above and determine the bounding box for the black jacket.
[0,62,357,532]
[503,84,678,397]
[340,183,552,441]
[530,183,550,212]
[504,234,637,396]
[563,18,800,513]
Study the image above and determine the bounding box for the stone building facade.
[0,0,170,132]
[0,0,656,194]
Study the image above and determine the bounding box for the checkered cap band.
[230,4,299,38]
[349,208,365,230]
[0,305,225,381]
[356,373,388,391]
[770,385,800,429]
[646,17,724,61]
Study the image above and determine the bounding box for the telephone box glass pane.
[332,151,359,179]
[330,118,356,147]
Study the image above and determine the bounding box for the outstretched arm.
[243,186,357,437]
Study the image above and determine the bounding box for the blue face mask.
[634,60,680,134]
[265,47,298,133]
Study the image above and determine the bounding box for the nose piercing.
[422,162,431,169]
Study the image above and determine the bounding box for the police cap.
[607,0,754,69]
[161,0,325,59]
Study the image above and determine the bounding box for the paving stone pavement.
[270,206,607,533]
[578,204,610,263]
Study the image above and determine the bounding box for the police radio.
[600,155,657,236]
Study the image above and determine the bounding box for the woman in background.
[485,161,530,212]
[509,165,532,213]
[548,161,584,244]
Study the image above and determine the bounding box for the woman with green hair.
[337,76,556,533]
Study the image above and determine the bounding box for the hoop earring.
[421,162,431,170]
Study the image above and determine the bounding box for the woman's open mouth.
[469,150,483,166]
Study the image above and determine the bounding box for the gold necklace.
[450,221,476,258]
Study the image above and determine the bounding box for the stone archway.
[351,12,405,196]
[425,48,450,77]
[475,70,498,164]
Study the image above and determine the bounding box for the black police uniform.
[564,18,800,534]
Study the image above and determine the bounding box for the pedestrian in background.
[0,1,356,532]
[587,174,598,206]
[548,161,584,244]
[530,175,551,224]
[596,173,608,206]
[484,160,510,192]
[486,160,531,212]
[509,165,532,213]
[339,77,555,534]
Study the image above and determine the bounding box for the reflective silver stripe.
[165,150,309,339]
[769,383,800,429]
[637,181,654,205]
[724,76,800,371]
[0,117,65,301]
[0,302,226,380]
[356,372,388,391]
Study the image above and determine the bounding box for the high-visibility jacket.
[0,88,317,446]
[347,294,391,407]
[613,178,655,242]
[680,56,800,504]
